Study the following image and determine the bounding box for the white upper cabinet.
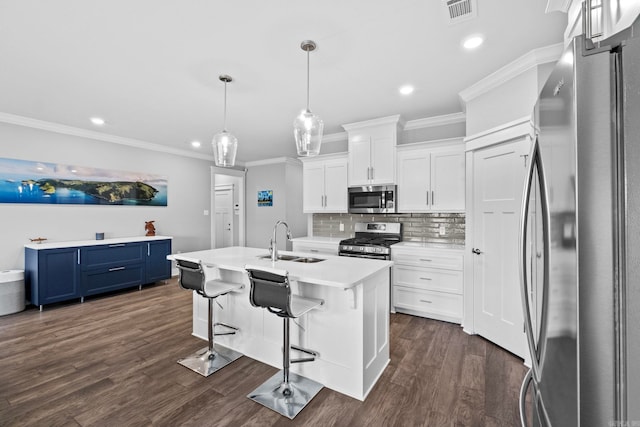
[396,139,465,212]
[343,115,401,186]
[302,154,348,213]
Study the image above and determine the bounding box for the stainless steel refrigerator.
[518,14,640,427]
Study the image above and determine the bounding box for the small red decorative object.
[145,221,156,236]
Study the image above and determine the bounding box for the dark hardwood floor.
[0,279,526,426]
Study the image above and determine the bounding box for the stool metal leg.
[178,297,242,377]
[247,317,323,419]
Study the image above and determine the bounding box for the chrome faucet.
[270,220,293,262]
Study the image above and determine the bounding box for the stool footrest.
[214,322,239,336]
[291,344,318,358]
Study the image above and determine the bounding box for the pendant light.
[293,40,324,157]
[212,75,238,167]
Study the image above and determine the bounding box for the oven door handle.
[339,252,388,260]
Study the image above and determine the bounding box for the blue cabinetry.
[25,247,80,306]
[145,240,172,283]
[25,237,172,309]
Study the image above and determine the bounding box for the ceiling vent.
[443,0,477,25]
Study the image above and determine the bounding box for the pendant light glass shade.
[212,75,237,167]
[294,40,323,157]
[212,130,238,167]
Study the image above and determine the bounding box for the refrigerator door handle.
[519,136,551,381]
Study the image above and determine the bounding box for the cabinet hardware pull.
[432,191,435,205]
[419,277,432,281]
[419,299,433,304]
[321,195,324,207]
[426,191,429,205]
[371,167,374,180]
[109,267,125,272]
[147,243,150,256]
[419,258,432,262]
[310,249,318,253]
[77,249,81,265]
[324,195,327,207]
[109,244,126,247]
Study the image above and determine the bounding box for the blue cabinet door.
[146,240,172,283]
[25,247,80,306]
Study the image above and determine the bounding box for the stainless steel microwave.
[348,185,396,213]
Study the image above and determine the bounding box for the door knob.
[472,248,482,255]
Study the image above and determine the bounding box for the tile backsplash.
[312,212,465,246]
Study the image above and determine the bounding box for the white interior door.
[215,186,234,248]
[472,138,529,358]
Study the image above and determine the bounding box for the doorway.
[211,167,246,249]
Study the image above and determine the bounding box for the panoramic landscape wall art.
[0,157,168,206]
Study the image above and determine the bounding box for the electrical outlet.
[339,222,344,231]
[438,224,446,236]
[203,210,209,216]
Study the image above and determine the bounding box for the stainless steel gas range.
[338,222,402,260]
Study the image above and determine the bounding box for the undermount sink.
[291,257,324,263]
[257,254,299,261]
[257,254,325,263]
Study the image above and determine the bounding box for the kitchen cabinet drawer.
[82,264,145,296]
[393,286,462,322]
[392,250,463,270]
[393,265,462,293]
[81,243,145,270]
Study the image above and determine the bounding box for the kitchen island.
[168,246,392,401]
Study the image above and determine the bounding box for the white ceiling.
[0,1,566,163]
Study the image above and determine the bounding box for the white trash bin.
[0,270,25,316]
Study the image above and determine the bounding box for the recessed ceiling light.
[90,117,105,126]
[191,141,201,148]
[399,85,414,95]
[462,35,484,50]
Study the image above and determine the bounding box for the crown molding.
[403,112,466,131]
[322,131,348,143]
[342,114,403,132]
[244,157,301,168]
[459,43,565,104]
[0,111,217,162]
[545,0,572,13]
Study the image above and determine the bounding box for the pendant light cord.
[223,80,228,132]
[306,49,311,112]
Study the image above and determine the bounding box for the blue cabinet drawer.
[81,243,144,270]
[82,264,145,296]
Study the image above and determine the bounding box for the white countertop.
[25,235,172,250]
[168,246,392,289]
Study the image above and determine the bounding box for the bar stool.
[175,257,243,377]
[244,264,324,419]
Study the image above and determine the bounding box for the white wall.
[245,159,305,251]
[0,122,213,270]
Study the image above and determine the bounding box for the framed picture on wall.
[257,190,273,207]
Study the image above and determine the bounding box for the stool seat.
[203,279,243,298]
[289,294,324,318]
[175,257,243,377]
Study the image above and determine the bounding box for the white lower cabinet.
[391,246,464,324]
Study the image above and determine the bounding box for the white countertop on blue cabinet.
[167,246,392,289]
[25,235,172,250]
